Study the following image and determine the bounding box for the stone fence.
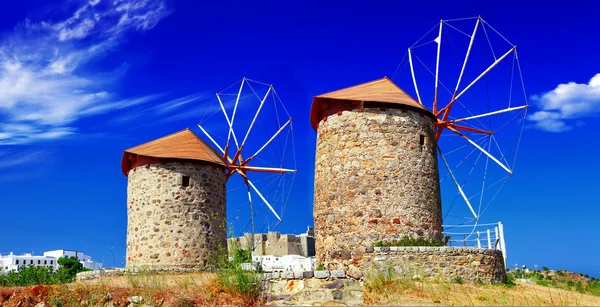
[263,270,364,306]
[76,267,203,282]
[363,246,506,284]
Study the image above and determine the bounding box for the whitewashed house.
[0,252,58,273]
[43,250,102,271]
[252,255,315,272]
[0,250,102,274]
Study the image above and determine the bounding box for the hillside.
[1,269,600,306]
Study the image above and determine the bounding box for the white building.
[0,252,58,273]
[0,250,102,274]
[43,250,102,271]
[252,255,315,272]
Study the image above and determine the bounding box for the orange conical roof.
[310,77,432,130]
[121,128,225,176]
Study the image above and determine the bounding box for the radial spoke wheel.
[394,16,528,236]
[196,78,297,248]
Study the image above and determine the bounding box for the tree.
[542,266,550,272]
[55,256,89,283]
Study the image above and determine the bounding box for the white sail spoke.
[454,18,479,95]
[434,20,443,112]
[245,119,292,163]
[216,94,240,149]
[240,166,296,173]
[492,135,511,170]
[197,124,225,154]
[246,177,282,221]
[438,146,478,220]
[451,105,528,123]
[408,48,423,105]
[239,86,272,152]
[225,79,245,152]
[454,46,516,103]
[449,128,512,174]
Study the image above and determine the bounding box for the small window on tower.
[182,175,190,187]
[419,135,426,147]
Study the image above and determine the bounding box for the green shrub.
[0,265,56,287]
[0,256,90,287]
[542,266,550,272]
[214,244,263,303]
[373,236,444,247]
[454,276,463,284]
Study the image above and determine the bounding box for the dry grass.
[0,272,261,307]
[365,279,600,306]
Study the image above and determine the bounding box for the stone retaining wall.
[263,270,364,306]
[76,268,204,282]
[363,246,506,284]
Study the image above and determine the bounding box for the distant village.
[0,249,102,274]
[0,227,317,275]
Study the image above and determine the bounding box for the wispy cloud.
[0,0,172,144]
[529,73,600,132]
[0,149,48,169]
[112,92,212,125]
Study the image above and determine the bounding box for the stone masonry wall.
[229,231,316,257]
[263,270,364,306]
[314,108,442,269]
[363,246,506,284]
[126,161,226,269]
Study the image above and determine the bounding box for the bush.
[373,236,444,247]
[214,245,263,303]
[0,265,56,287]
[0,256,90,287]
[542,266,550,272]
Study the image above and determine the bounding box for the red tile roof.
[310,77,432,130]
[121,128,225,176]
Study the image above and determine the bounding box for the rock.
[333,290,343,300]
[103,293,115,302]
[324,280,344,289]
[330,270,345,278]
[282,271,295,279]
[127,296,144,304]
[350,290,363,299]
[294,270,304,279]
[303,271,314,279]
[314,271,329,279]
[285,280,305,293]
[346,270,363,279]
[34,303,46,307]
[323,302,347,306]
[266,294,292,302]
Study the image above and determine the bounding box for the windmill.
[196,78,297,251]
[394,16,528,239]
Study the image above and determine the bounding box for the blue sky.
[0,0,599,276]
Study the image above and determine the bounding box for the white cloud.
[0,149,49,169]
[529,73,600,132]
[0,0,172,144]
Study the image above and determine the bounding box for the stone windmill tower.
[121,128,227,269]
[310,77,443,269]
